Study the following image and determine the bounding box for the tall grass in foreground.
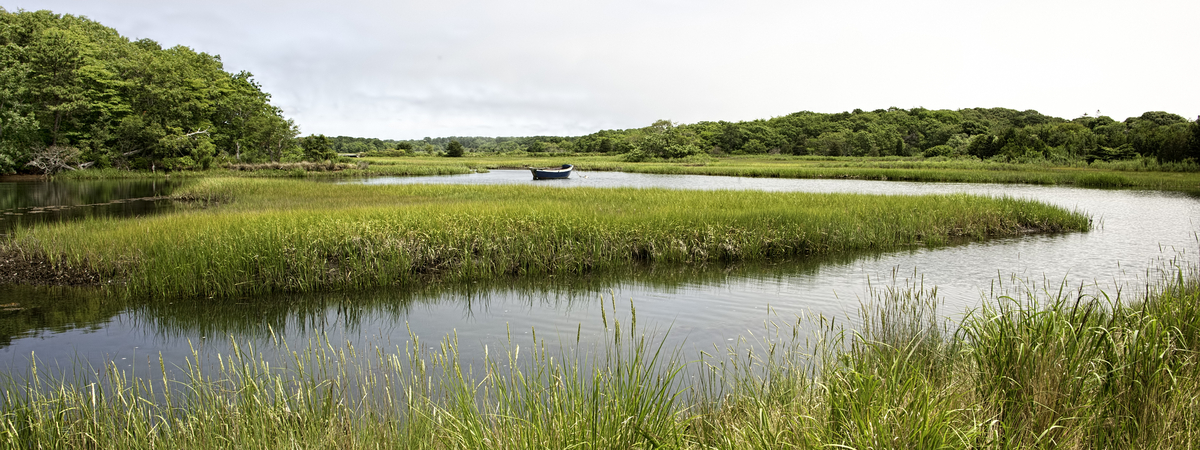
[4,266,1199,449]
[6,178,1090,299]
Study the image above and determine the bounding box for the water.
[0,177,183,234]
[2,171,1199,378]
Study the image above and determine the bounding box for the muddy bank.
[0,249,120,286]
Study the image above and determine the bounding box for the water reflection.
[0,285,124,348]
[0,253,865,376]
[133,255,850,340]
[1,172,1199,380]
[0,178,184,234]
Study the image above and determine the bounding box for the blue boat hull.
[530,164,573,180]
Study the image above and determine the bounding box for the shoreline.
[36,155,1200,192]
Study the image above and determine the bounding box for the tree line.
[368,108,1200,166]
[340,136,576,156]
[567,108,1200,165]
[0,8,328,174]
[5,9,1197,172]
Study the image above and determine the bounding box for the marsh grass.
[7,178,1090,299]
[362,155,1200,191]
[1,296,688,449]
[5,267,1199,449]
[1075,172,1133,188]
[55,154,1200,191]
[961,276,1200,448]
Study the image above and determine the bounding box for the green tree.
[300,134,335,161]
[622,119,703,159]
[598,138,613,153]
[742,139,768,154]
[967,134,1000,159]
[812,131,851,156]
[717,121,746,152]
[1190,117,1200,161]
[961,120,988,136]
[0,8,298,171]
[212,71,272,162]
[1125,112,1188,161]
[445,139,464,157]
[1156,123,1192,163]
[0,36,38,171]
[27,27,87,146]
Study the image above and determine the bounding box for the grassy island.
[3,177,1088,299]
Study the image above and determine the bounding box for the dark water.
[0,178,182,234]
[2,171,1199,377]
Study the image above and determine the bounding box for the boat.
[530,164,573,180]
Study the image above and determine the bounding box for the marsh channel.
[1,170,1198,378]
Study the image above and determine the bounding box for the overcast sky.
[8,0,1199,139]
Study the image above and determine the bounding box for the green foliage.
[299,134,335,161]
[923,144,954,158]
[619,120,707,160]
[13,10,1197,176]
[445,139,464,157]
[1191,117,1200,161]
[326,135,398,154]
[0,8,302,173]
[742,139,768,154]
[556,107,1196,168]
[367,136,571,155]
[1090,143,1139,162]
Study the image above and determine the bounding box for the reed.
[959,273,1200,447]
[6,178,1089,299]
[4,266,1198,448]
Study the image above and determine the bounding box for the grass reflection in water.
[3,265,1198,448]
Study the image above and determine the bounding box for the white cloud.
[12,0,1200,138]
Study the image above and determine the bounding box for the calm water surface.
[0,178,182,234]
[2,171,1198,377]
